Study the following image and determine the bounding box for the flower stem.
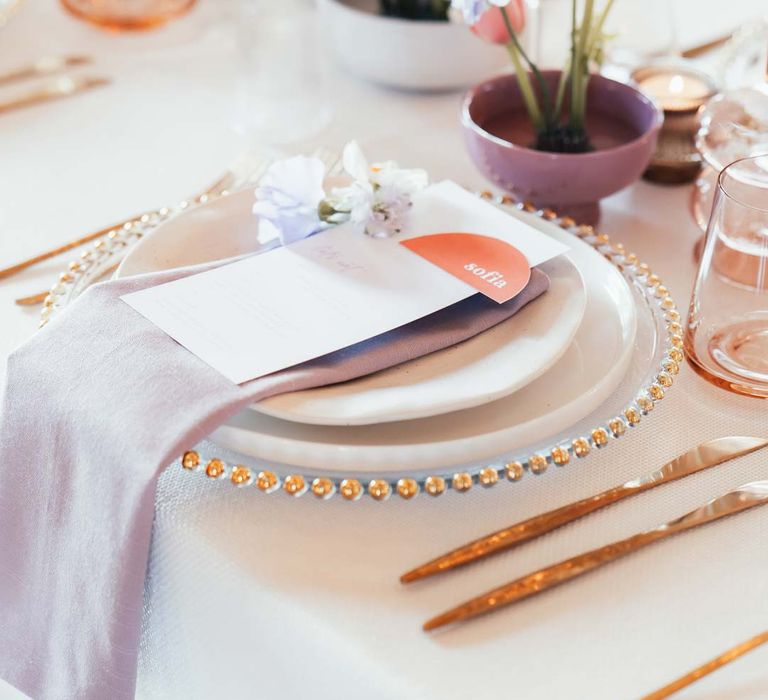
[570,0,594,131]
[504,39,544,132]
[585,0,615,61]
[568,0,577,128]
[554,58,570,121]
[501,6,553,128]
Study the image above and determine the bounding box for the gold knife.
[424,480,768,631]
[0,55,92,86]
[402,436,768,584]
[641,629,768,700]
[0,75,110,116]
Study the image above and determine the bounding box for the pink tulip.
[471,1,526,45]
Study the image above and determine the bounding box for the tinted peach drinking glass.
[60,0,196,31]
[686,155,768,397]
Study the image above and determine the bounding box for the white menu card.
[122,181,568,383]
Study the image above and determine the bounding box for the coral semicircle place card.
[400,232,531,304]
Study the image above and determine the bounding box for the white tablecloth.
[1,2,767,699]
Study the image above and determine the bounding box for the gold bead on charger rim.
[205,458,225,478]
[663,359,680,375]
[551,446,570,466]
[624,407,641,426]
[424,475,446,496]
[256,470,280,494]
[368,479,391,501]
[339,478,363,501]
[283,474,307,496]
[591,427,609,447]
[181,450,200,470]
[311,477,335,500]
[572,438,590,458]
[478,467,499,487]
[528,454,548,475]
[649,383,665,400]
[637,395,654,413]
[396,478,420,499]
[505,461,524,481]
[230,465,252,486]
[608,418,627,437]
[452,472,473,492]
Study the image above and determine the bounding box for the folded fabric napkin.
[0,261,548,700]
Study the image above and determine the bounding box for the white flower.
[449,0,510,24]
[328,141,428,237]
[252,155,327,245]
[252,142,428,244]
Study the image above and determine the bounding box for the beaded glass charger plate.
[42,192,681,502]
[115,189,588,426]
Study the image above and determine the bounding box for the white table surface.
[1,2,767,699]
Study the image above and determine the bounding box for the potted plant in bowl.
[318,0,525,91]
[457,0,662,223]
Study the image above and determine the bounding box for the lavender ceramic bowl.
[462,71,662,224]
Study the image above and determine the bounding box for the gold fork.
[641,630,768,700]
[5,146,339,287]
[0,55,92,86]
[2,154,256,283]
[12,148,342,304]
[0,75,110,116]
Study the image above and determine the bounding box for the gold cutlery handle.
[402,437,768,584]
[1,220,131,281]
[423,530,662,631]
[0,163,234,283]
[401,483,643,583]
[0,76,109,116]
[641,630,768,700]
[15,291,49,306]
[680,32,734,59]
[0,55,92,86]
[423,481,768,631]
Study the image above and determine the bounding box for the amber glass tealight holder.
[61,0,196,31]
[685,155,768,397]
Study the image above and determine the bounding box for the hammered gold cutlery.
[7,149,340,304]
[423,479,768,631]
[0,169,237,284]
[0,54,92,86]
[2,218,136,282]
[641,630,768,700]
[0,75,110,116]
[402,436,767,584]
[0,155,269,284]
[14,290,50,306]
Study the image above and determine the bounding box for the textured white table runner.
[1,2,766,698]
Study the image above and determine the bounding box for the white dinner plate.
[116,191,637,473]
[117,188,587,425]
[209,222,637,472]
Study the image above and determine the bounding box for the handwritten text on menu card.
[122,181,569,384]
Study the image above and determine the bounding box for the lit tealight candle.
[633,66,717,113]
[632,65,719,184]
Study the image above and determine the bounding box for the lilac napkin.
[0,262,548,700]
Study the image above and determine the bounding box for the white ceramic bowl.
[318,0,508,91]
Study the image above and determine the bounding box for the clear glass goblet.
[693,85,768,233]
[685,155,768,397]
